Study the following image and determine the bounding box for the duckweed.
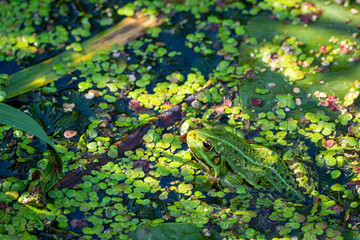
[2,0,360,239]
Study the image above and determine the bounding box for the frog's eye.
[212,156,221,166]
[202,140,213,152]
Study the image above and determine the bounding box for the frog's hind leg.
[265,174,306,202]
[283,145,319,195]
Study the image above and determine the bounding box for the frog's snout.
[183,131,197,143]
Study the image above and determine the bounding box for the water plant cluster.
[1,0,360,239]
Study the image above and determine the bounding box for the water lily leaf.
[342,230,360,240]
[240,7,360,118]
[129,223,202,240]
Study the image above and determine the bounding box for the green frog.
[186,125,318,202]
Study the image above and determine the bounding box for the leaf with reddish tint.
[251,98,263,106]
[324,139,334,148]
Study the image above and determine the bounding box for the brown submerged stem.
[55,94,196,189]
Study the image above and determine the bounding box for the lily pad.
[129,223,202,240]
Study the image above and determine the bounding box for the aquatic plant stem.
[4,12,165,99]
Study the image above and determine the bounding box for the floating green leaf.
[0,102,62,192]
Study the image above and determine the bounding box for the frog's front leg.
[222,171,271,190]
[222,172,244,188]
[223,172,281,203]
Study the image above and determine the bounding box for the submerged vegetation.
[1,0,360,239]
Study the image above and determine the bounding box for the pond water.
[1,0,360,239]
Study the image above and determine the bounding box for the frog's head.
[186,128,227,178]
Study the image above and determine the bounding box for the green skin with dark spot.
[186,125,318,201]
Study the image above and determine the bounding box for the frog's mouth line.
[189,148,219,177]
[190,149,210,172]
